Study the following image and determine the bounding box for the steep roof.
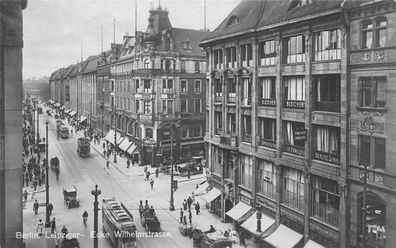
[172,28,207,56]
[118,36,136,62]
[61,65,75,79]
[201,0,344,45]
[82,54,104,74]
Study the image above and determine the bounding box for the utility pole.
[44,120,50,227]
[91,185,101,248]
[169,126,175,211]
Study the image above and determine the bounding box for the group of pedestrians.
[179,195,201,226]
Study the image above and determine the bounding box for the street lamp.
[44,120,50,227]
[169,126,175,211]
[91,185,101,248]
[361,124,374,248]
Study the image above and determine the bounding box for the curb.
[89,142,130,176]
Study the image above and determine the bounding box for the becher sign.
[294,128,307,141]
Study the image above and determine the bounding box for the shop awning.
[116,137,125,146]
[226,201,253,222]
[241,211,275,236]
[53,103,60,108]
[263,224,303,248]
[119,138,133,152]
[79,116,88,124]
[126,143,137,154]
[193,181,209,196]
[105,129,116,143]
[303,240,325,248]
[69,111,77,117]
[200,187,221,203]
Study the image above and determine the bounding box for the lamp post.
[44,120,50,227]
[361,124,373,248]
[91,185,101,248]
[169,126,175,211]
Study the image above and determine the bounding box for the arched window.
[375,17,387,47]
[164,38,171,51]
[358,193,386,247]
[361,20,373,49]
[195,61,200,73]
[127,122,133,135]
[144,59,150,69]
[145,128,153,139]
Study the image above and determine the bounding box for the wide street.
[23,105,222,248]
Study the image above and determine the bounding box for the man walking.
[180,209,184,224]
[155,167,159,178]
[106,160,110,169]
[150,178,154,190]
[33,199,39,215]
[188,210,192,225]
[36,219,44,235]
[48,202,54,215]
[195,201,200,215]
[187,196,193,210]
[127,159,130,168]
[51,218,56,234]
[83,210,88,225]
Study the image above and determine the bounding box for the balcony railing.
[284,100,305,109]
[259,138,276,149]
[283,191,304,212]
[242,135,251,143]
[220,134,238,147]
[260,98,276,107]
[349,165,388,186]
[314,150,340,164]
[228,93,236,103]
[313,202,340,227]
[284,144,305,157]
[314,101,340,113]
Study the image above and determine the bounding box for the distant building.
[200,0,396,248]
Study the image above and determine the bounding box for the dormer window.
[227,16,240,27]
[164,38,171,51]
[289,0,313,9]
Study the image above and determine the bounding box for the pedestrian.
[183,215,187,225]
[29,146,33,155]
[127,159,130,168]
[150,178,154,190]
[155,167,159,178]
[33,179,37,191]
[183,199,187,210]
[103,149,106,158]
[23,190,28,202]
[144,165,148,173]
[33,199,39,214]
[180,209,184,224]
[187,196,193,210]
[106,160,109,169]
[188,210,192,225]
[61,225,68,237]
[83,210,88,225]
[51,218,56,234]
[25,174,29,187]
[187,169,191,179]
[195,201,200,215]
[38,177,42,187]
[102,142,105,149]
[48,202,53,215]
[239,230,246,247]
[36,219,44,235]
[146,171,150,181]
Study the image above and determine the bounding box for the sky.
[23,0,241,79]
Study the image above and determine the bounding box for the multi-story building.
[0,0,27,247]
[200,0,396,248]
[107,5,208,165]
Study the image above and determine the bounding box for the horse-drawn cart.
[139,200,160,232]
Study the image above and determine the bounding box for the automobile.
[139,200,160,232]
[63,186,79,208]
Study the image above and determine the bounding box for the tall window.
[181,126,188,138]
[359,77,386,108]
[162,100,174,114]
[194,80,202,93]
[242,78,251,106]
[242,115,251,142]
[260,40,276,66]
[143,101,151,114]
[285,35,305,63]
[128,99,131,110]
[195,61,200,73]
[214,78,222,102]
[258,161,276,199]
[314,75,340,112]
[194,99,201,113]
[241,44,253,66]
[375,17,387,47]
[135,79,140,92]
[144,59,150,69]
[135,100,140,113]
[227,78,236,103]
[240,155,253,188]
[359,136,386,169]
[225,47,237,67]
[213,49,223,69]
[181,61,186,73]
[283,168,305,211]
[259,77,276,106]
[312,177,340,227]
[314,126,340,164]
[284,77,305,108]
[258,118,276,144]
[143,79,151,93]
[213,147,222,175]
[214,111,222,134]
[227,113,236,135]
[284,121,305,148]
[191,125,201,137]
[181,99,187,113]
[162,79,173,93]
[362,20,373,49]
[181,80,187,93]
[314,29,341,61]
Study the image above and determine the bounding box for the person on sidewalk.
[103,149,106,158]
[239,230,246,247]
[187,196,193,210]
[48,202,53,215]
[51,218,56,234]
[106,160,110,169]
[155,167,159,178]
[33,178,37,191]
[150,178,154,190]
[183,199,187,211]
[146,171,150,181]
[33,199,39,215]
[195,201,200,215]
[83,210,88,225]
[180,209,184,224]
[127,159,130,168]
[61,226,68,237]
[188,210,192,225]
[36,219,44,236]
[23,190,28,203]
